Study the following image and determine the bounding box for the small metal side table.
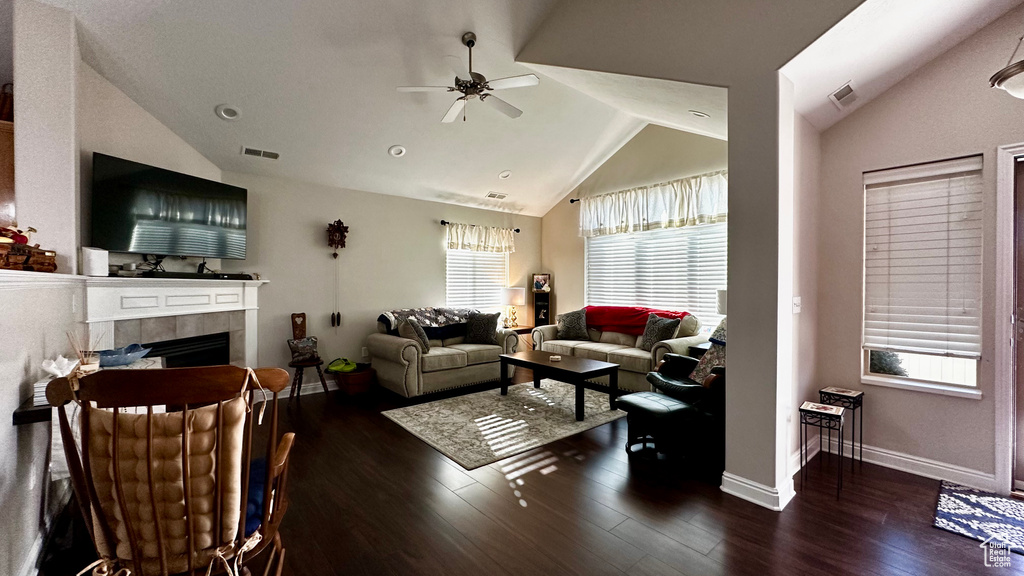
[819,386,864,469]
[799,401,846,498]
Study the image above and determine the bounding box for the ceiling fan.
[398,32,539,123]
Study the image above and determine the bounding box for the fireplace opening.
[144,332,231,368]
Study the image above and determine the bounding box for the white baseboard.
[297,378,339,396]
[17,532,44,576]
[789,434,822,476]
[721,472,796,511]
[821,437,997,492]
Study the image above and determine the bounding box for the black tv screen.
[91,153,247,259]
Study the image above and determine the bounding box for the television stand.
[137,271,254,280]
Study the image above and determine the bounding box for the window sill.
[861,374,982,400]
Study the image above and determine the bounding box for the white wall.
[520,0,863,501]
[816,4,1024,477]
[13,0,78,273]
[219,171,541,374]
[541,124,728,315]
[790,112,821,466]
[0,275,86,576]
[77,61,223,273]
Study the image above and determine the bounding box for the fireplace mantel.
[85,277,267,366]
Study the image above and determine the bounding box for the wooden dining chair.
[47,365,294,576]
[287,313,329,401]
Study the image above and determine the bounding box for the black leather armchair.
[643,354,725,472]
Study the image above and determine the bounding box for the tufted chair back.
[47,366,293,576]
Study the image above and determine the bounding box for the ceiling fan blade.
[486,74,540,90]
[441,98,466,123]
[397,86,453,93]
[444,55,472,81]
[482,94,522,119]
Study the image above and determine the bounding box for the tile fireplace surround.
[86,276,266,366]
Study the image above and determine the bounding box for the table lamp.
[502,287,527,328]
[717,288,728,315]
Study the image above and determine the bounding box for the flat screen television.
[90,153,247,259]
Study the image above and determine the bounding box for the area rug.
[381,380,624,470]
[933,480,1024,554]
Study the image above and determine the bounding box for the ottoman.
[616,391,691,456]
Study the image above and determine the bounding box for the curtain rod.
[440,220,520,233]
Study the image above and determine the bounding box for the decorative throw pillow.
[398,318,430,351]
[464,312,500,345]
[557,309,590,340]
[639,313,681,351]
[691,318,726,383]
[287,337,319,362]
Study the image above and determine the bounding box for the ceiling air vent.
[241,146,280,160]
[828,82,858,110]
[485,192,508,200]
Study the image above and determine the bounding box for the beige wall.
[816,5,1024,474]
[790,112,821,467]
[13,0,78,273]
[541,124,728,316]
[0,279,86,576]
[77,62,223,273]
[220,171,541,374]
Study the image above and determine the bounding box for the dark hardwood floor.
[271,370,1019,576]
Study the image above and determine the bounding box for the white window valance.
[445,221,516,253]
[579,170,728,238]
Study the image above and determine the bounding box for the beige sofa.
[367,310,518,398]
[531,315,708,392]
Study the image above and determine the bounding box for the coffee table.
[499,350,619,421]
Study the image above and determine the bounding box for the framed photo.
[532,273,551,292]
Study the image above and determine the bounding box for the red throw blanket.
[583,306,691,336]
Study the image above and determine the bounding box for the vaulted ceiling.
[24,0,1024,217]
[783,0,1024,130]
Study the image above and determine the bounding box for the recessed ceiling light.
[215,104,241,121]
[498,170,512,180]
[688,110,710,118]
[388,145,407,158]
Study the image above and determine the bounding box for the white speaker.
[81,247,109,277]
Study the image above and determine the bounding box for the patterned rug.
[382,380,624,470]
[934,480,1024,554]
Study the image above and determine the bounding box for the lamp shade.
[502,287,526,306]
[991,60,1024,99]
[717,289,728,315]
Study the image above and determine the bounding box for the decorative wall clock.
[327,219,349,327]
[327,219,349,259]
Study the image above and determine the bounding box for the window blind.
[445,249,507,312]
[862,156,983,359]
[585,223,727,327]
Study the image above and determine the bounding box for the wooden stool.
[287,312,330,401]
[799,401,846,498]
[288,358,329,401]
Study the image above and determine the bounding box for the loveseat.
[366,307,518,398]
[531,306,709,392]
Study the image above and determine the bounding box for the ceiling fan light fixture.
[991,35,1024,99]
[388,145,406,158]
[397,32,538,123]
